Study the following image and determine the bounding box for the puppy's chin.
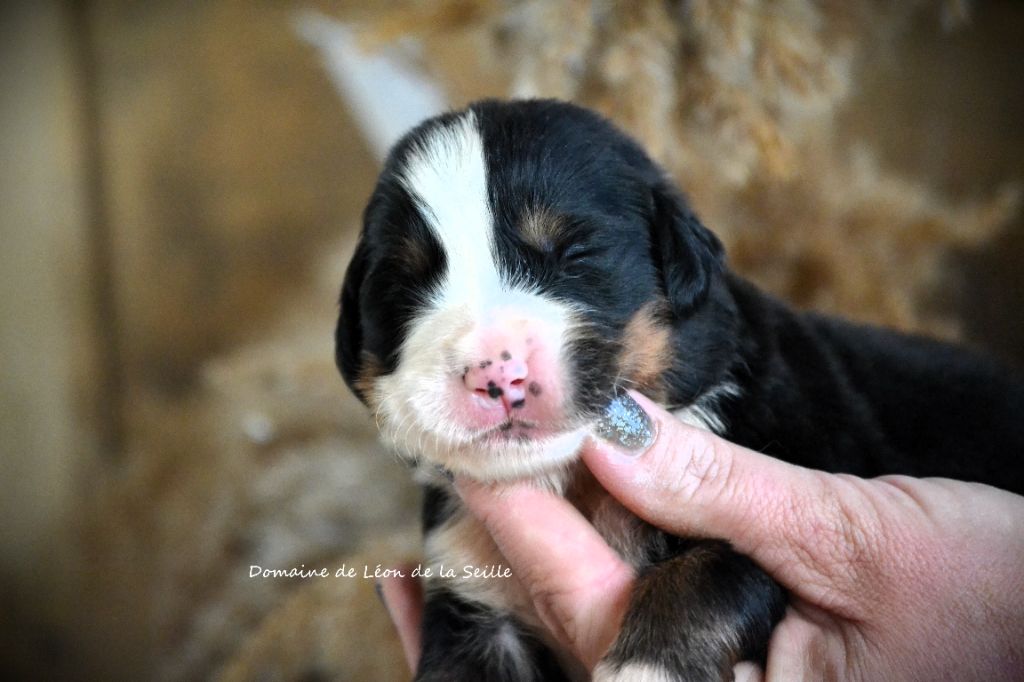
[386,422,589,487]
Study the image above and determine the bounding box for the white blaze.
[399,111,501,313]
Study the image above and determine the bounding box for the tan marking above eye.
[519,207,567,252]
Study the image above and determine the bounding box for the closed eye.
[559,242,591,262]
[516,212,603,272]
[523,236,592,263]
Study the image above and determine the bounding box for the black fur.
[421,484,456,534]
[604,540,784,680]
[336,99,1024,681]
[417,588,571,682]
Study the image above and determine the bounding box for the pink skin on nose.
[454,323,564,435]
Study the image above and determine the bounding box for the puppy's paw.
[593,659,746,682]
[592,661,677,682]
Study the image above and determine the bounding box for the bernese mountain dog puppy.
[335,99,1024,681]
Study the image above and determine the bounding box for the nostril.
[510,378,525,386]
[471,382,504,400]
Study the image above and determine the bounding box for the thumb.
[583,390,842,586]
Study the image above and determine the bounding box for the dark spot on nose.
[500,350,512,361]
[510,399,525,409]
[486,381,503,399]
[528,381,542,397]
[480,359,492,369]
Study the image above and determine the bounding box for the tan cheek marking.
[354,351,384,408]
[617,301,672,399]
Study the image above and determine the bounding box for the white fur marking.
[399,111,502,312]
[673,381,740,434]
[490,621,536,680]
[593,661,676,682]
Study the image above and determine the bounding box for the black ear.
[648,180,724,317]
[335,238,370,399]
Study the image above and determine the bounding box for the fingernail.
[592,390,654,452]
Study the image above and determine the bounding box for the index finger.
[456,478,634,670]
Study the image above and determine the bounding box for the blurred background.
[1,0,1022,679]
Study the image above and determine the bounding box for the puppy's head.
[336,99,725,482]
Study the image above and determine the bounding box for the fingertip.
[624,389,672,419]
[453,476,533,520]
[452,474,488,497]
[451,475,480,503]
[578,437,647,506]
[579,391,676,487]
[582,389,680,468]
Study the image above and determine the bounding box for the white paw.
[732,661,764,682]
[592,661,676,682]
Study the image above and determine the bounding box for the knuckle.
[527,562,629,653]
[658,428,735,506]
[785,475,887,616]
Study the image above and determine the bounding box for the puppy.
[335,99,1024,681]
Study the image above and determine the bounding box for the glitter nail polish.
[593,390,655,452]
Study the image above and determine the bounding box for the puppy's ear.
[648,180,724,317]
[335,239,370,400]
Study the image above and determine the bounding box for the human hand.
[379,391,1024,680]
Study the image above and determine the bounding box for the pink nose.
[463,348,531,411]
